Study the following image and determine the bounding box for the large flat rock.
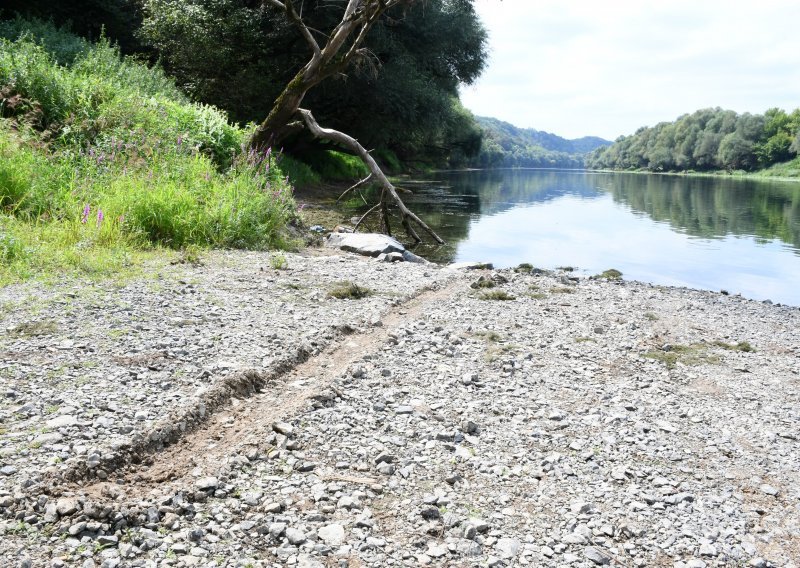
[325,232,427,263]
[325,232,405,256]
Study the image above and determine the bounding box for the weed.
[643,344,720,369]
[173,245,203,266]
[713,340,755,352]
[8,319,58,337]
[644,312,658,321]
[475,330,502,342]
[470,277,495,289]
[549,287,575,294]
[514,262,534,273]
[596,269,623,280]
[328,281,372,299]
[557,266,575,272]
[269,252,288,270]
[574,337,595,343]
[479,290,515,301]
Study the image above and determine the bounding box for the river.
[339,169,800,306]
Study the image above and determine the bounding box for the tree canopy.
[138,0,488,166]
[587,107,800,172]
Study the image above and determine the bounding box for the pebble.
[1,252,798,568]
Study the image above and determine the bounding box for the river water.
[341,169,800,305]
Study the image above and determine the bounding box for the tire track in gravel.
[79,275,471,503]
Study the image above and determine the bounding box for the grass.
[479,290,515,301]
[549,287,575,294]
[595,269,623,280]
[328,281,372,299]
[643,343,720,369]
[0,20,298,283]
[514,262,534,273]
[712,340,755,352]
[470,277,495,289]
[7,319,58,337]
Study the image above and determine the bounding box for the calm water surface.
[346,170,800,305]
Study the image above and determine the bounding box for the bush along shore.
[0,19,298,284]
[0,250,798,567]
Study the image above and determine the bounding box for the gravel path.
[1,251,798,568]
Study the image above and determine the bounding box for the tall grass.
[0,20,297,282]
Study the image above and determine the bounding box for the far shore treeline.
[587,107,800,175]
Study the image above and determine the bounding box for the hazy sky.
[459,0,800,140]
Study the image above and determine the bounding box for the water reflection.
[341,169,800,305]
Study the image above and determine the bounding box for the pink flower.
[81,204,90,224]
[97,209,104,226]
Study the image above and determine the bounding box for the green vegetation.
[0,21,297,282]
[470,116,610,169]
[643,344,720,369]
[470,276,496,289]
[588,107,800,174]
[596,269,623,280]
[549,287,575,294]
[327,281,372,300]
[712,340,755,352]
[8,319,58,337]
[137,0,488,170]
[479,290,515,301]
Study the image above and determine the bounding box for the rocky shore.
[1,249,798,567]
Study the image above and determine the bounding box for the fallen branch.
[337,174,373,202]
[298,108,444,244]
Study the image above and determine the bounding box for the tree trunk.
[248,0,442,244]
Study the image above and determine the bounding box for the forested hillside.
[470,116,610,169]
[587,107,800,174]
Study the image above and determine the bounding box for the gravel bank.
[1,251,798,568]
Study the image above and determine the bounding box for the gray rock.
[325,233,406,258]
[584,546,611,565]
[195,477,219,491]
[285,527,307,545]
[317,523,345,546]
[495,537,521,558]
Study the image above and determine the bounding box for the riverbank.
[1,249,798,567]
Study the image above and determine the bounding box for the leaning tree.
[250,0,448,244]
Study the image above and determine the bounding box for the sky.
[459,0,800,141]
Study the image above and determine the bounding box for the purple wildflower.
[81,204,90,224]
[97,209,104,227]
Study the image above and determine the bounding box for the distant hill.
[470,116,611,169]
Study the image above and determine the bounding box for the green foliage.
[471,116,610,169]
[479,290,515,301]
[0,22,297,281]
[138,0,488,167]
[712,340,754,352]
[588,107,800,173]
[596,269,623,280]
[328,281,372,300]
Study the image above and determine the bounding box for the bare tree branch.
[337,174,373,202]
[263,0,321,68]
[298,108,444,244]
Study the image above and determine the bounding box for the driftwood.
[298,109,444,244]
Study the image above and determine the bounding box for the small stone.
[427,545,447,558]
[699,543,717,556]
[272,422,294,436]
[56,497,79,517]
[195,477,219,491]
[285,527,307,545]
[585,546,611,565]
[395,405,414,414]
[1,465,18,476]
[759,484,779,496]
[495,537,521,558]
[318,524,345,546]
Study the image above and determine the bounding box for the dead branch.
[337,174,373,202]
[298,108,444,244]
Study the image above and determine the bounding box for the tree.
[140,0,488,242]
